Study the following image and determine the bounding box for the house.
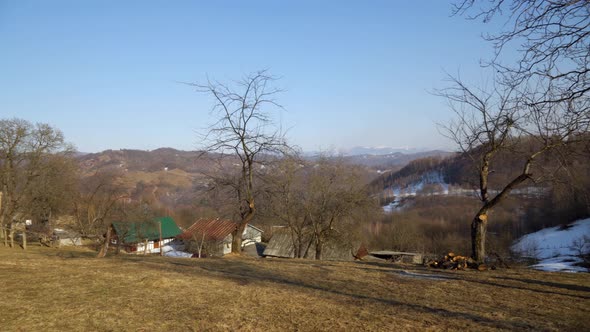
[242,224,263,246]
[178,218,263,256]
[111,216,182,254]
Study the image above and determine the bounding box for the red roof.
[179,218,237,241]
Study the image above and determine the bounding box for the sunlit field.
[1,246,588,331]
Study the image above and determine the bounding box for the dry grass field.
[1,246,589,331]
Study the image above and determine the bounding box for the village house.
[178,218,263,256]
[111,216,182,254]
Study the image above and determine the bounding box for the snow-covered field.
[511,218,590,273]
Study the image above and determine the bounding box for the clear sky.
[0,1,501,153]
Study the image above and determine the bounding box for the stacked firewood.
[426,252,493,271]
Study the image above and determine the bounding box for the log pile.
[426,252,493,271]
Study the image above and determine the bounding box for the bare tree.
[0,118,73,248]
[443,0,590,262]
[437,75,589,262]
[72,169,128,239]
[453,0,590,108]
[24,154,78,227]
[264,155,312,258]
[189,70,289,253]
[267,156,377,260]
[304,158,375,260]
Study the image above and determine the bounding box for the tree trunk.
[97,226,112,258]
[303,235,314,259]
[9,223,14,248]
[115,239,121,254]
[471,213,487,263]
[315,240,323,260]
[231,222,247,254]
[296,234,304,258]
[197,232,205,258]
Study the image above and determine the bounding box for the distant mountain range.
[73,147,454,225]
[337,150,453,170]
[77,146,453,173]
[339,146,441,156]
[302,146,450,157]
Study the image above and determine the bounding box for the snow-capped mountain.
[339,146,434,156]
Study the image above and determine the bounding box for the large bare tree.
[264,155,312,258]
[304,158,375,260]
[441,0,590,262]
[190,70,289,253]
[72,169,128,239]
[0,118,73,247]
[265,156,376,260]
[24,154,78,227]
[438,75,588,262]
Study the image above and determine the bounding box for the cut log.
[427,251,496,271]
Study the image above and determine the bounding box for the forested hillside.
[366,138,590,256]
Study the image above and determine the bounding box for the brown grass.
[0,246,589,331]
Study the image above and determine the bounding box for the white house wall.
[218,227,262,253]
[135,238,175,254]
[222,234,232,255]
[242,226,262,247]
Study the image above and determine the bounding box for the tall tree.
[441,0,590,262]
[266,157,377,260]
[72,169,128,239]
[24,154,78,227]
[264,155,312,258]
[304,158,375,260]
[190,70,289,253]
[0,118,72,247]
[438,75,588,262]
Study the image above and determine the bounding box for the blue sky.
[0,1,501,153]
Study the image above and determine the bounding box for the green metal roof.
[112,217,181,243]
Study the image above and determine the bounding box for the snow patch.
[512,218,590,273]
[161,244,193,258]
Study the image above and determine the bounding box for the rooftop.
[179,218,237,241]
[112,217,181,243]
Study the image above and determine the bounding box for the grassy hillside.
[1,246,589,331]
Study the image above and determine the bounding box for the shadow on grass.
[358,260,590,299]
[456,276,590,300]
[120,256,535,330]
[493,276,590,293]
[16,246,98,260]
